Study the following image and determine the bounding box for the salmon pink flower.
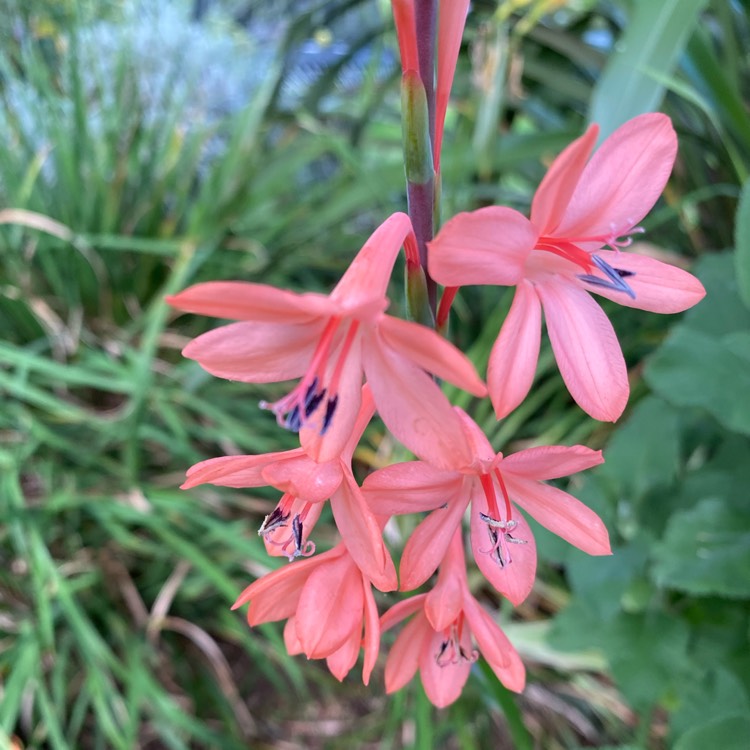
[168,212,486,470]
[181,386,397,592]
[429,114,706,421]
[364,408,608,604]
[232,541,381,685]
[381,530,524,707]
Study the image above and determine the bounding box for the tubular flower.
[168,212,486,470]
[232,540,381,685]
[380,530,525,707]
[363,408,608,604]
[429,114,706,421]
[181,386,397,592]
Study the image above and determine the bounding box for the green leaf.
[679,253,750,337]
[674,714,750,750]
[589,0,709,137]
[654,498,750,598]
[645,328,750,435]
[734,178,750,307]
[672,667,750,741]
[598,396,681,502]
[551,609,693,710]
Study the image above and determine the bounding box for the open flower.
[232,541,381,685]
[429,114,706,421]
[363,408,608,604]
[181,386,397,592]
[381,530,525,707]
[168,212,486,469]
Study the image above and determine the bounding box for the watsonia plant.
[169,0,704,709]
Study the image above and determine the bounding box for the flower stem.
[404,0,438,323]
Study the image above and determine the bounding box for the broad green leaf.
[645,328,750,435]
[654,498,750,598]
[589,0,709,137]
[674,715,750,750]
[679,253,750,336]
[598,396,681,501]
[550,608,693,710]
[735,178,750,307]
[672,667,750,741]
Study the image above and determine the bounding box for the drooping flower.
[381,529,525,707]
[363,408,608,604]
[168,212,486,470]
[232,541,381,685]
[181,386,397,592]
[429,114,707,421]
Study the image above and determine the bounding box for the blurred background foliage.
[0,0,748,747]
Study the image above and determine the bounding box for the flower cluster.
[168,0,705,708]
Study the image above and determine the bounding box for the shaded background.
[1,0,749,747]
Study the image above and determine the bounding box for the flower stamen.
[260,316,361,436]
[577,254,636,299]
[259,495,316,561]
[435,619,478,667]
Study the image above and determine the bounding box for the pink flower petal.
[556,113,677,240]
[166,282,330,323]
[330,212,413,313]
[425,565,465,632]
[326,627,361,682]
[501,444,603,481]
[419,624,472,708]
[470,483,537,606]
[580,250,706,313]
[381,594,428,632]
[234,544,344,614]
[183,319,325,383]
[363,332,473,470]
[487,280,542,419]
[537,280,628,422]
[330,477,398,592]
[181,450,300,489]
[260,453,343,503]
[455,409,496,465]
[428,207,536,287]
[284,617,303,655]
[434,0,471,169]
[295,556,363,658]
[361,582,381,685]
[462,596,526,693]
[400,489,471,592]
[504,475,612,556]
[531,124,598,235]
[362,462,463,515]
[299,335,364,463]
[379,315,486,397]
[384,612,428,694]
